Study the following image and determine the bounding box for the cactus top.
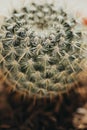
[0,3,87,97]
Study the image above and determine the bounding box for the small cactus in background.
[0,2,87,98]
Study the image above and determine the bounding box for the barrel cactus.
[0,2,87,99]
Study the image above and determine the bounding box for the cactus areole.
[0,3,87,97]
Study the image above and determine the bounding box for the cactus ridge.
[0,3,87,97]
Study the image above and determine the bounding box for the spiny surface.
[0,3,87,97]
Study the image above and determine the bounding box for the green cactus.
[0,3,87,97]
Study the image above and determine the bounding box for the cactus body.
[0,3,87,97]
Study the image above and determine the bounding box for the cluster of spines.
[0,2,86,97]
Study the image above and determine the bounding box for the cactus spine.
[0,3,87,97]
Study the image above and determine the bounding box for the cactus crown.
[0,3,86,97]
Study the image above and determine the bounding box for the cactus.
[0,2,87,98]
